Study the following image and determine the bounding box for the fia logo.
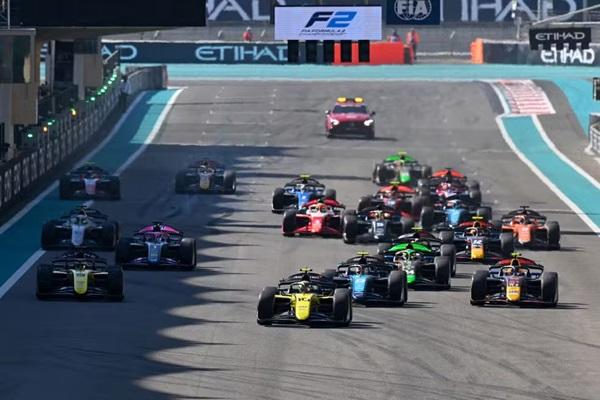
[394,0,432,21]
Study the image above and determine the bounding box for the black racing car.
[272,175,336,213]
[175,159,236,194]
[36,251,123,301]
[59,163,120,200]
[342,205,414,244]
[41,206,119,250]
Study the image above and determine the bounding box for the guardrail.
[589,117,600,154]
[0,65,167,215]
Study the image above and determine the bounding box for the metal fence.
[589,117,600,154]
[0,65,167,215]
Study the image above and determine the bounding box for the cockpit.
[306,203,333,216]
[288,281,321,294]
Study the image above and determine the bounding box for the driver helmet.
[299,281,311,293]
[443,171,453,183]
[510,258,520,268]
[298,184,307,192]
[445,199,460,209]
[466,227,479,236]
[472,221,481,228]
[501,266,515,276]
[152,223,162,232]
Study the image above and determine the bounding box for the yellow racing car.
[257,268,352,326]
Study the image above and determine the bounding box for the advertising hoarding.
[274,6,382,41]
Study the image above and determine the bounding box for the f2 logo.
[305,11,357,28]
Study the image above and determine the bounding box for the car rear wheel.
[476,207,492,221]
[223,170,236,194]
[115,238,133,266]
[102,223,117,249]
[440,244,457,277]
[469,190,482,205]
[342,214,358,244]
[272,188,286,213]
[439,230,454,244]
[357,196,372,212]
[470,270,488,306]
[323,188,336,201]
[419,206,434,230]
[107,266,124,301]
[500,232,514,257]
[545,221,560,250]
[179,238,197,270]
[36,264,54,299]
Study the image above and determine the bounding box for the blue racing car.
[271,175,336,213]
[324,252,408,306]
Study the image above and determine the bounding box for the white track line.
[0,88,185,299]
[490,82,600,236]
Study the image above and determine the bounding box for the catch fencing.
[0,65,167,215]
[589,114,600,154]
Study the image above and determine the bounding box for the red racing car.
[282,199,345,237]
[325,97,375,139]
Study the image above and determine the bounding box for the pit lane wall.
[102,40,413,65]
[471,38,600,66]
[0,66,166,216]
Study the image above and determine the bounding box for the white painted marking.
[0,93,145,236]
[0,88,186,299]
[490,82,600,236]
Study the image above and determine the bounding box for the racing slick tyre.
[357,196,372,213]
[476,207,492,221]
[440,244,457,277]
[272,188,286,213]
[417,178,429,190]
[36,264,54,299]
[323,188,336,201]
[411,195,428,216]
[500,232,515,257]
[378,242,392,255]
[223,170,237,194]
[365,128,375,140]
[420,206,434,230]
[180,238,197,270]
[401,217,415,234]
[545,221,561,250]
[282,210,297,237]
[107,266,124,301]
[470,270,488,306]
[541,272,559,307]
[439,230,454,245]
[175,172,188,194]
[257,286,278,325]
[109,177,121,200]
[59,176,73,200]
[377,164,392,185]
[333,288,352,326]
[468,180,480,191]
[412,261,423,283]
[101,223,118,249]
[469,190,482,205]
[115,238,133,266]
[420,165,432,180]
[434,256,451,289]
[388,270,407,305]
[342,214,358,244]
[41,222,58,250]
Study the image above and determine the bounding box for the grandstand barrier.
[0,65,167,215]
[471,38,600,66]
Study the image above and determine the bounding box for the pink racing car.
[115,222,196,270]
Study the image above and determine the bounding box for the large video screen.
[11,0,205,27]
[274,6,381,41]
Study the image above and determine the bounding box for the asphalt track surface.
[1,81,600,400]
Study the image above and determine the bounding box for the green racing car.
[372,151,432,187]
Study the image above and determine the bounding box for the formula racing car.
[41,206,119,250]
[418,168,481,205]
[115,222,196,270]
[325,97,375,139]
[342,204,416,244]
[272,175,336,213]
[257,268,352,326]
[501,206,560,250]
[372,152,432,186]
[446,218,514,263]
[175,159,236,194]
[36,251,123,301]
[389,244,452,289]
[282,199,345,237]
[326,252,408,306]
[470,253,558,307]
[59,163,120,200]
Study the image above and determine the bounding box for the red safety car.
[282,199,345,237]
[325,97,375,139]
